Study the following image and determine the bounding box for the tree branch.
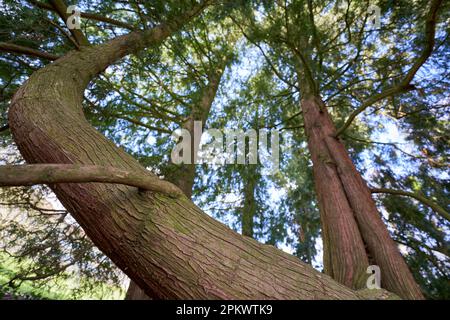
[343,133,447,167]
[0,164,183,197]
[45,17,80,49]
[29,0,135,30]
[0,42,60,61]
[287,42,318,95]
[48,0,90,47]
[335,0,443,137]
[110,113,173,134]
[371,187,449,222]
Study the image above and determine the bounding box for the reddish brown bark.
[126,62,226,299]
[300,94,424,299]
[301,96,369,289]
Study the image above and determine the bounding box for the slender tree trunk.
[299,88,423,298]
[241,171,256,238]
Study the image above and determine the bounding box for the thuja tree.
[0,0,448,299]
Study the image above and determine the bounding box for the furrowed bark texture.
[300,96,369,289]
[0,164,182,196]
[300,93,424,299]
[126,60,226,299]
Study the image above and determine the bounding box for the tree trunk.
[125,61,225,299]
[241,171,256,238]
[300,92,423,299]
[125,281,152,300]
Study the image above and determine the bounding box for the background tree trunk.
[241,170,256,238]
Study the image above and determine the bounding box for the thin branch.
[0,164,183,197]
[371,187,449,222]
[322,15,369,90]
[110,113,173,134]
[268,111,302,129]
[395,238,449,261]
[99,73,182,121]
[8,260,77,285]
[280,125,305,131]
[0,42,60,61]
[230,16,299,91]
[335,0,443,137]
[344,134,448,168]
[286,42,317,94]
[45,17,80,49]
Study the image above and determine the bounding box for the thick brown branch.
[335,0,443,137]
[0,164,183,197]
[371,188,449,222]
[0,42,60,61]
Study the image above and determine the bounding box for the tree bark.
[300,95,369,290]
[299,92,424,299]
[0,164,182,196]
[125,59,226,299]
